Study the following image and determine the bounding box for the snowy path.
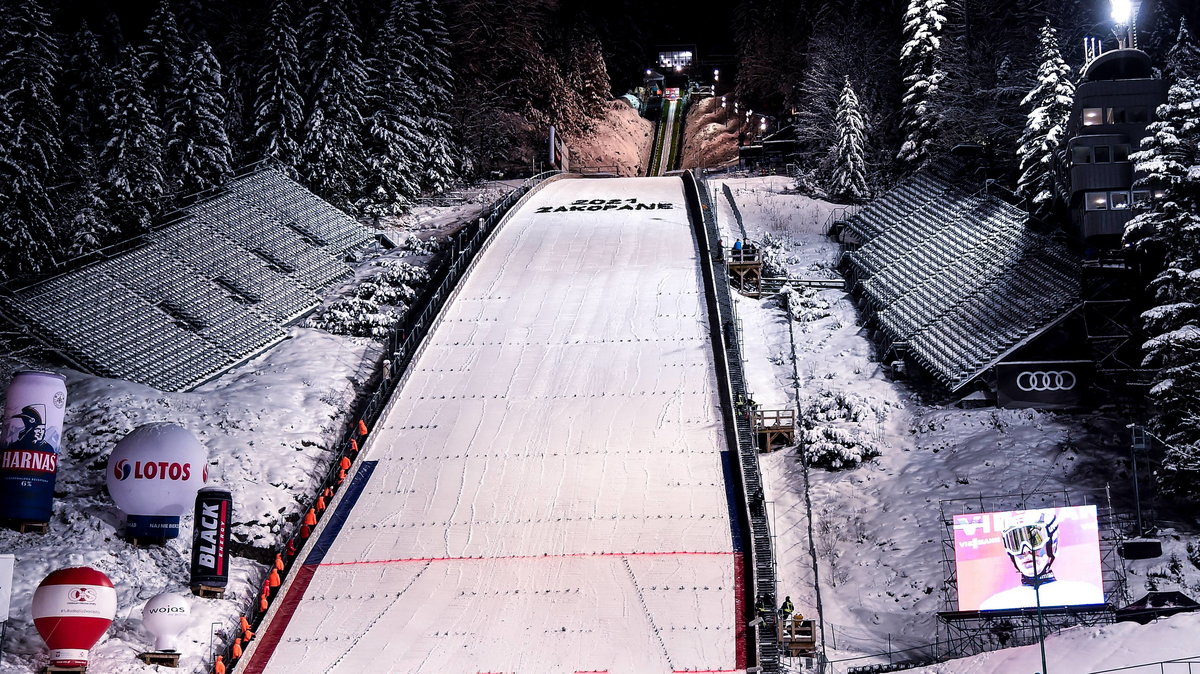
[240,177,741,674]
[656,100,681,176]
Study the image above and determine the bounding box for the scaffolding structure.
[934,490,1128,660]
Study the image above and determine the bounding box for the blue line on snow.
[719,450,745,552]
[304,460,378,566]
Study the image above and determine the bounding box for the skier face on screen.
[1001,513,1058,578]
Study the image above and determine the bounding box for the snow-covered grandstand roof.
[843,171,1080,392]
[2,167,374,391]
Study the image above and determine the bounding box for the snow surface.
[704,175,1200,673]
[239,177,739,673]
[2,173,1198,674]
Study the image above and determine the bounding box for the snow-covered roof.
[0,168,373,392]
[843,172,1080,391]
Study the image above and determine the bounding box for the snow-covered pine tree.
[831,77,870,202]
[896,0,947,168]
[166,41,232,196]
[0,0,63,278]
[60,22,115,156]
[140,0,188,115]
[1165,17,1200,86]
[253,0,304,172]
[65,149,112,258]
[358,0,425,215]
[1016,21,1074,215]
[413,0,460,192]
[101,47,168,234]
[218,17,252,166]
[575,37,611,119]
[298,0,369,211]
[1124,76,1200,498]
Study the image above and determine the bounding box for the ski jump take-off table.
[239,176,746,674]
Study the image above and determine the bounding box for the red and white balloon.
[32,567,117,668]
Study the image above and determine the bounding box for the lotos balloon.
[142,592,190,652]
[32,567,117,668]
[106,423,208,541]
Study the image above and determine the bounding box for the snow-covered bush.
[802,389,886,423]
[357,260,429,304]
[779,285,830,322]
[397,234,443,255]
[308,297,399,338]
[757,232,793,277]
[800,424,881,470]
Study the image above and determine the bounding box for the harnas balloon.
[106,423,208,541]
[32,567,117,668]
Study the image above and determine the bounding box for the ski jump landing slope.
[242,177,743,674]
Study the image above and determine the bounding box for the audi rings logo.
[69,588,97,602]
[1016,370,1077,392]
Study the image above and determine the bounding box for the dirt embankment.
[562,100,654,177]
[679,95,743,170]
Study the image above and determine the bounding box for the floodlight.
[1111,0,1132,23]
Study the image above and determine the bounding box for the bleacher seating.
[3,167,374,391]
[843,170,1081,392]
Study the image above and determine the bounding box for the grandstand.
[0,167,374,392]
[840,171,1082,396]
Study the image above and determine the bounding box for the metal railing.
[684,169,781,672]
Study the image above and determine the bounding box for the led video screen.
[952,505,1104,611]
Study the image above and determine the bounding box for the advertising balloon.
[106,423,208,541]
[190,487,232,591]
[0,370,67,525]
[142,593,190,652]
[32,567,116,668]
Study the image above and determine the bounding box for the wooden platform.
[137,652,181,667]
[754,408,796,452]
[192,584,227,599]
[44,666,86,673]
[780,616,817,657]
[3,519,49,534]
[728,247,763,297]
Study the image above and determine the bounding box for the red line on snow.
[241,564,318,674]
[319,550,735,567]
[733,551,747,670]
[671,670,741,673]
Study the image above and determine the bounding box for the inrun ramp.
[243,177,743,673]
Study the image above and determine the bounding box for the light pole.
[1126,423,1147,535]
[209,622,223,665]
[1033,551,1049,674]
